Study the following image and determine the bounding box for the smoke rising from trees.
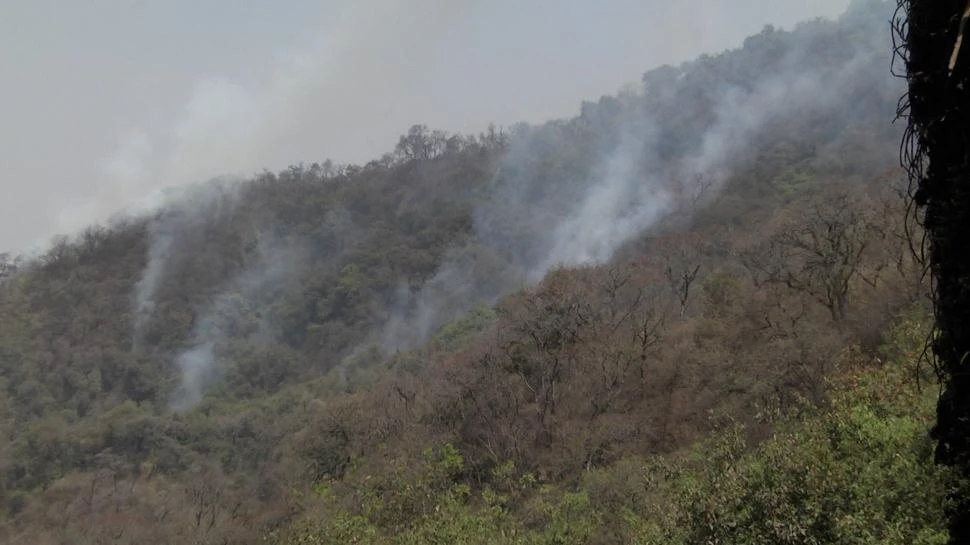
[1,0,854,254]
[121,1,899,408]
[381,4,898,350]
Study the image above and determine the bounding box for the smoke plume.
[130,179,240,351]
[169,234,305,411]
[380,4,900,351]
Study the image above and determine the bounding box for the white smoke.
[170,343,216,413]
[534,135,669,280]
[130,179,240,351]
[2,0,860,255]
[131,219,176,350]
[382,249,524,350]
[168,235,305,411]
[379,5,898,351]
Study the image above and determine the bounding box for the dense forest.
[0,1,949,543]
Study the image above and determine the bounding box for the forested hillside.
[0,2,947,543]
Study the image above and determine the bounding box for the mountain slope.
[0,2,938,543]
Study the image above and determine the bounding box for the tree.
[896,0,970,542]
[0,253,17,280]
[499,268,591,431]
[746,189,878,321]
[395,124,448,161]
[656,234,704,318]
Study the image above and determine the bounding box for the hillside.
[0,2,947,543]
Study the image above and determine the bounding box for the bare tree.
[665,259,701,319]
[395,124,449,161]
[655,233,704,318]
[747,190,878,321]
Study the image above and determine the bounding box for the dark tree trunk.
[899,1,970,542]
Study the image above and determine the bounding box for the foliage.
[0,3,928,543]
[271,310,946,544]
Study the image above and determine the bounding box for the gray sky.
[0,0,851,253]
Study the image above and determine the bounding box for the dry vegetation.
[0,2,947,543]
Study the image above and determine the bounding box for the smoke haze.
[131,180,242,351]
[11,1,893,408]
[379,3,900,350]
[168,230,306,411]
[1,0,853,253]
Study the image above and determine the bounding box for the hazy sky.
[0,0,852,253]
